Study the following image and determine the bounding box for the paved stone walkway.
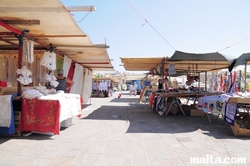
[0,92,250,166]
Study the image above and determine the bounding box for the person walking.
[129,83,134,96]
[133,82,137,96]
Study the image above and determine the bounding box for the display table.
[164,92,217,116]
[0,94,17,135]
[19,93,82,135]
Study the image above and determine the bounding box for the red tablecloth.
[19,98,61,135]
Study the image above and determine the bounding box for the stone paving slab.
[0,92,250,166]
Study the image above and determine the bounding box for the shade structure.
[166,50,230,72]
[234,53,250,66]
[120,57,164,71]
[0,0,113,71]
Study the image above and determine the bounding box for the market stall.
[0,0,114,135]
[91,77,117,98]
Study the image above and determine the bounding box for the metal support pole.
[198,72,200,90]
[245,63,247,92]
[162,58,165,93]
[205,71,207,92]
[239,70,242,92]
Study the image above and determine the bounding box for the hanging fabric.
[30,55,38,85]
[16,66,32,85]
[22,40,34,63]
[70,63,83,95]
[0,57,7,81]
[62,55,72,77]
[7,56,18,85]
[40,51,56,71]
[81,69,92,103]
[66,62,75,93]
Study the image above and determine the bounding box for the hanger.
[47,43,54,53]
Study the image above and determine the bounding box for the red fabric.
[77,97,83,118]
[149,93,155,107]
[0,81,7,87]
[66,62,75,93]
[19,98,61,135]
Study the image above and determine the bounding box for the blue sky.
[61,0,250,72]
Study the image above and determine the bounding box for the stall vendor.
[56,69,74,93]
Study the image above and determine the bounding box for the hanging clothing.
[16,66,32,85]
[40,51,56,71]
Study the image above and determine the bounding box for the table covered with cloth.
[0,94,17,135]
[19,93,82,135]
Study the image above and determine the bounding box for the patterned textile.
[224,103,237,126]
[19,98,60,134]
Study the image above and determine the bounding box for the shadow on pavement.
[83,104,92,109]
[80,101,248,140]
[110,98,140,103]
[0,132,54,142]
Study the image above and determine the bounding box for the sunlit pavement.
[0,91,250,166]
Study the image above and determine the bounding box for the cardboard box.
[230,112,250,137]
[165,102,179,115]
[228,97,250,104]
[182,105,191,116]
[190,108,205,117]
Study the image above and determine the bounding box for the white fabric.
[81,69,92,103]
[43,74,59,87]
[0,95,12,127]
[87,71,93,100]
[22,89,44,99]
[70,63,83,95]
[133,84,137,91]
[130,84,133,90]
[30,55,38,85]
[7,57,18,84]
[22,40,34,63]
[16,66,32,85]
[38,93,81,122]
[220,94,232,102]
[40,51,56,71]
[62,55,72,77]
[0,57,7,81]
[98,80,108,91]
